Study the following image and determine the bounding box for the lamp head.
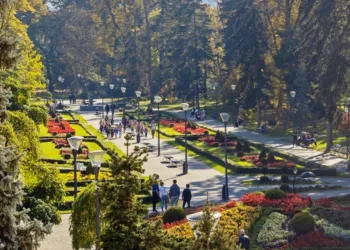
[123,79,127,83]
[347,98,350,105]
[220,113,230,123]
[214,82,219,88]
[109,84,114,90]
[100,81,105,87]
[77,74,82,78]
[88,150,106,168]
[181,103,189,111]
[121,87,126,93]
[67,136,83,151]
[135,91,142,97]
[231,85,236,91]
[293,168,298,175]
[58,76,64,82]
[154,96,162,104]
[116,78,120,81]
[290,91,296,98]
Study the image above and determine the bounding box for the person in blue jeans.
[159,182,168,212]
[169,180,180,206]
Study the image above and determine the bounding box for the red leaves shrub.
[240,155,296,168]
[225,200,237,209]
[48,120,75,134]
[240,155,259,162]
[199,136,216,142]
[207,142,219,147]
[160,119,207,135]
[241,193,310,214]
[267,162,296,168]
[282,232,345,249]
[163,219,188,229]
[315,198,333,208]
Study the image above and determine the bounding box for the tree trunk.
[143,0,153,103]
[325,117,333,152]
[256,99,261,127]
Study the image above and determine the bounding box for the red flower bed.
[241,193,311,214]
[198,136,216,142]
[160,119,207,135]
[225,200,237,209]
[240,155,259,162]
[282,231,345,249]
[267,162,296,168]
[47,120,75,135]
[163,219,188,229]
[207,142,219,147]
[315,198,333,208]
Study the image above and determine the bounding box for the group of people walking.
[99,118,123,139]
[190,107,206,121]
[152,180,192,212]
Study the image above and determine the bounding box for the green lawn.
[39,124,51,137]
[59,113,74,120]
[71,124,90,136]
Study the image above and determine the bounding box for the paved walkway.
[164,109,349,173]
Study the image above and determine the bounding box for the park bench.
[163,155,174,163]
[171,160,183,168]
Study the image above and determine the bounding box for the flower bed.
[53,139,89,159]
[47,119,75,135]
[241,192,311,214]
[160,119,207,135]
[282,231,346,249]
[165,221,194,239]
[257,212,295,249]
[241,155,296,168]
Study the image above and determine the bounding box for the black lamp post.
[262,88,268,127]
[293,168,298,194]
[88,150,106,250]
[346,98,350,158]
[214,82,219,118]
[220,113,230,200]
[290,91,296,131]
[135,91,142,143]
[231,85,236,127]
[121,87,126,133]
[109,84,115,124]
[100,81,105,117]
[67,136,83,200]
[58,76,64,104]
[154,96,162,156]
[182,103,189,175]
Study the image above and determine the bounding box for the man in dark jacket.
[182,184,192,208]
[169,180,180,206]
[105,104,110,116]
[238,229,250,250]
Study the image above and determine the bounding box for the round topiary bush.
[162,207,186,224]
[265,189,286,200]
[280,184,290,192]
[291,212,316,235]
[63,154,71,160]
[281,175,289,183]
[260,176,269,183]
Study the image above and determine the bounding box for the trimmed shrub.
[259,149,267,160]
[280,184,290,192]
[268,152,275,163]
[236,141,243,151]
[260,176,269,183]
[261,167,268,176]
[237,151,244,157]
[63,154,72,160]
[291,212,316,235]
[281,175,289,183]
[163,207,186,224]
[265,189,286,200]
[243,142,251,153]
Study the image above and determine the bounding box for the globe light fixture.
[135,91,142,97]
[109,84,114,90]
[290,91,296,98]
[88,150,106,168]
[67,136,83,151]
[121,87,126,93]
[231,85,236,90]
[220,113,230,123]
[181,103,189,111]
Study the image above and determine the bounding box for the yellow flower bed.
[216,204,260,242]
[165,222,194,239]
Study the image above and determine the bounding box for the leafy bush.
[257,212,295,248]
[23,196,61,225]
[236,141,243,151]
[260,176,269,183]
[63,154,72,159]
[163,207,186,224]
[281,175,289,183]
[291,212,316,235]
[265,189,286,200]
[259,149,267,160]
[243,142,251,152]
[261,167,268,176]
[280,184,290,192]
[267,152,275,163]
[237,151,244,157]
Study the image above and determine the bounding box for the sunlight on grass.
[39,124,51,137]
[71,124,90,136]
[40,141,61,159]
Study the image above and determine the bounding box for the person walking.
[293,130,298,146]
[169,180,180,206]
[151,120,156,139]
[182,184,192,208]
[152,181,160,212]
[118,123,123,138]
[238,229,250,250]
[159,182,168,212]
[144,127,148,138]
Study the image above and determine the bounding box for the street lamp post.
[135,91,142,143]
[154,96,162,156]
[67,136,83,199]
[220,113,230,201]
[58,76,65,104]
[214,82,219,118]
[88,150,106,250]
[261,88,268,128]
[290,91,296,131]
[109,84,115,124]
[121,87,126,133]
[182,103,189,175]
[347,98,350,158]
[100,81,105,118]
[231,85,236,127]
[293,168,298,194]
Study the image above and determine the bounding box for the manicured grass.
[70,124,90,136]
[41,141,61,159]
[167,141,235,175]
[39,124,51,137]
[59,113,74,120]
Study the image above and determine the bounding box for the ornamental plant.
[163,207,186,224]
[291,212,316,235]
[283,231,345,249]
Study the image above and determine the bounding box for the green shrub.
[259,149,267,160]
[265,189,286,200]
[291,212,316,235]
[281,175,289,183]
[261,167,268,176]
[268,152,275,163]
[280,184,290,192]
[237,151,244,157]
[260,176,269,183]
[243,142,251,153]
[64,154,72,160]
[236,141,243,151]
[162,207,186,224]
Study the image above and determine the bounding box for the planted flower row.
[160,119,207,135]
[47,119,75,135]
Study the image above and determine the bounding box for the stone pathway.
[164,109,349,173]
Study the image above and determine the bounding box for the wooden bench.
[163,155,174,163]
[171,160,183,168]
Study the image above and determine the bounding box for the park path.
[163,109,349,173]
[39,106,350,250]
